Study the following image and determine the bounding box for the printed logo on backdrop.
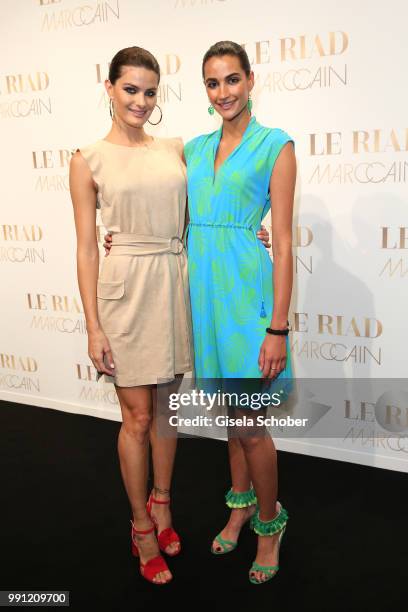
[307,128,408,185]
[32,148,73,192]
[26,292,87,335]
[76,363,118,405]
[96,53,182,114]
[290,312,382,365]
[296,380,408,455]
[0,71,51,119]
[293,226,313,275]
[38,0,120,31]
[30,147,107,241]
[265,224,314,274]
[243,31,348,94]
[343,387,408,454]
[0,225,45,264]
[0,353,40,393]
[379,226,408,278]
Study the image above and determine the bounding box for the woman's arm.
[69,152,99,331]
[270,142,296,329]
[258,142,296,378]
[69,152,114,375]
[182,201,190,244]
[181,149,190,243]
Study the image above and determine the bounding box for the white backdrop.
[1,0,407,471]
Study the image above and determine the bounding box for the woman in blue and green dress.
[184,41,296,585]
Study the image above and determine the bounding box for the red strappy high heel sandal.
[146,492,181,557]
[130,520,172,585]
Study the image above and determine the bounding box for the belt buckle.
[170,236,183,254]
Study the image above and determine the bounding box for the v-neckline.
[212,116,256,182]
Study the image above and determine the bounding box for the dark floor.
[0,400,406,611]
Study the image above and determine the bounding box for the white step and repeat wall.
[1,0,407,470]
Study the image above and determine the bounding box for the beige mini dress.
[79,137,193,387]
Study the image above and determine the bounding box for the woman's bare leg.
[211,435,256,552]
[148,376,183,555]
[236,410,281,583]
[116,384,171,584]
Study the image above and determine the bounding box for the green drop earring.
[208,104,215,115]
[247,95,253,113]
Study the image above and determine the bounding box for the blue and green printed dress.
[184,116,293,380]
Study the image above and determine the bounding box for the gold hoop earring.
[109,98,115,119]
[148,104,163,126]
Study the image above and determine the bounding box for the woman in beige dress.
[70,47,192,585]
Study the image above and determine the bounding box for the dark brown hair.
[202,41,251,78]
[109,46,160,84]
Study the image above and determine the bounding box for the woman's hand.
[257,224,271,249]
[258,334,287,379]
[103,232,112,256]
[88,328,115,376]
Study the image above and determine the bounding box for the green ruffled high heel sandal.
[211,487,257,555]
[249,501,288,585]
